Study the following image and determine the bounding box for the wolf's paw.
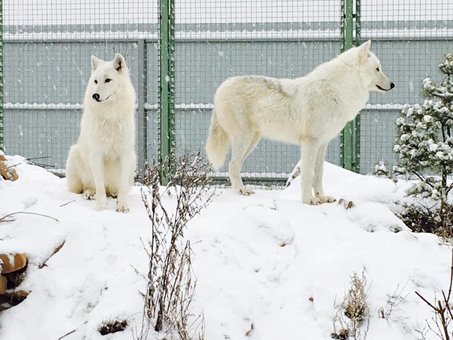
[303,196,322,205]
[115,202,130,213]
[95,197,108,211]
[107,191,118,199]
[83,189,96,200]
[237,187,254,196]
[318,195,336,203]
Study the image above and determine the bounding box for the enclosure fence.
[2,0,452,184]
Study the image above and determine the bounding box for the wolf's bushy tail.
[205,111,229,170]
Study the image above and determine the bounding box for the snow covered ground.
[0,155,451,340]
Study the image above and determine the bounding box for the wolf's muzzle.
[377,82,395,91]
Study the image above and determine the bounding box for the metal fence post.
[0,0,3,152]
[353,0,361,173]
[137,39,148,176]
[158,0,176,184]
[340,0,361,172]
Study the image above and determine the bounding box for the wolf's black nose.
[92,93,100,101]
[390,82,395,89]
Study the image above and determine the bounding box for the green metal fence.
[0,0,3,152]
[359,1,453,174]
[340,0,361,173]
[159,0,176,184]
[2,0,452,184]
[172,0,342,183]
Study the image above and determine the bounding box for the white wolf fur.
[206,40,394,204]
[66,53,136,212]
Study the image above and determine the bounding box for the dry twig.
[136,152,213,340]
[0,211,59,223]
[332,271,370,340]
[416,249,453,340]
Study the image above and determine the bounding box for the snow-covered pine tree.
[394,53,453,208]
[373,160,390,178]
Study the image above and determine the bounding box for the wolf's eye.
[105,78,112,83]
[94,79,98,84]
[376,67,380,72]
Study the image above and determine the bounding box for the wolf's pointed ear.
[361,40,372,49]
[358,40,371,64]
[91,55,103,71]
[113,53,125,72]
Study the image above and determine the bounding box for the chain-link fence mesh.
[175,1,341,181]
[3,1,159,173]
[2,1,452,180]
[360,0,453,173]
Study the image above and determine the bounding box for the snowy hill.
[0,155,451,340]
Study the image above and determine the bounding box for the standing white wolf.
[66,53,136,212]
[206,40,394,204]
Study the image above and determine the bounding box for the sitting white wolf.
[66,54,136,212]
[206,41,394,204]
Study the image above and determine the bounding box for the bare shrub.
[98,319,128,335]
[332,272,370,340]
[416,249,453,340]
[377,284,408,320]
[399,202,453,242]
[135,153,214,340]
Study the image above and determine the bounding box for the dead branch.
[416,249,453,340]
[38,241,65,269]
[0,211,59,223]
[137,152,213,340]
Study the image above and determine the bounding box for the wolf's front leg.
[313,143,336,203]
[90,153,107,210]
[115,156,132,213]
[300,142,321,205]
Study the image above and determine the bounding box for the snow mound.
[346,202,410,233]
[0,158,451,340]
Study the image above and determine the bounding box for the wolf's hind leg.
[67,173,83,194]
[229,132,260,195]
[66,145,84,194]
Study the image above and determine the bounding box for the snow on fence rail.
[5,103,407,112]
[4,0,452,176]
[4,27,453,42]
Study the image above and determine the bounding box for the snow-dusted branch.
[136,152,214,340]
[415,250,453,340]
